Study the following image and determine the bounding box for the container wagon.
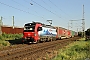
[70,30,76,37]
[1,25,23,34]
[55,27,71,39]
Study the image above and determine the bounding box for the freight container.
[70,30,75,37]
[1,25,23,34]
[67,30,71,38]
[55,27,68,39]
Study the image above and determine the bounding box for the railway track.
[0,37,80,60]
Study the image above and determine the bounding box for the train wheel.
[37,40,40,43]
[50,38,53,41]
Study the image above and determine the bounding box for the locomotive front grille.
[26,37,34,42]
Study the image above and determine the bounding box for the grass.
[0,33,23,48]
[78,37,86,41]
[0,40,10,46]
[53,38,90,60]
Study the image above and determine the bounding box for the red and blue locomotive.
[22,21,76,43]
[22,22,57,43]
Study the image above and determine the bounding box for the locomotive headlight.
[25,37,27,39]
[34,33,36,36]
[30,28,32,30]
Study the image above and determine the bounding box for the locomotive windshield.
[24,23,35,32]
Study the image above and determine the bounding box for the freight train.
[1,25,23,34]
[22,21,77,43]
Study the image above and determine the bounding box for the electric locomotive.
[22,21,57,43]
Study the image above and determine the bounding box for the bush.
[0,33,23,47]
[0,33,23,40]
[0,41,10,46]
[53,40,90,60]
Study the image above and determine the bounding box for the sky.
[0,0,90,31]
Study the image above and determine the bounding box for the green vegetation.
[78,28,90,37]
[0,33,23,47]
[78,37,86,41]
[0,33,23,40]
[85,28,90,36]
[53,39,90,60]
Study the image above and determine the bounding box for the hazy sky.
[0,0,90,31]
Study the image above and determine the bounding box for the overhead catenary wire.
[41,0,68,21]
[0,1,44,19]
[31,0,61,18]
[48,0,73,19]
[22,0,45,19]
[0,2,33,15]
[43,0,65,19]
[42,0,52,9]
[41,0,59,16]
[43,0,71,21]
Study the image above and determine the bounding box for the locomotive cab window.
[24,26,35,32]
[37,27,42,31]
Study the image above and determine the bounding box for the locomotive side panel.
[38,26,57,41]
[38,27,57,37]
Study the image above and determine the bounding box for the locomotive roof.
[25,22,44,26]
[42,25,56,29]
[25,22,55,28]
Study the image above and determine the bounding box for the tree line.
[78,28,90,37]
